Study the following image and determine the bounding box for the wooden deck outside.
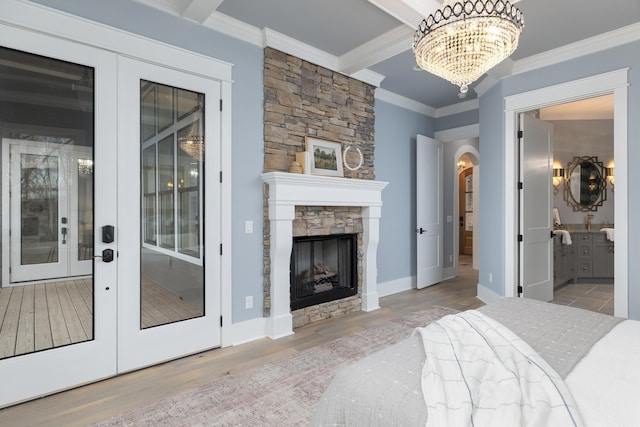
[0,279,93,359]
[0,278,201,360]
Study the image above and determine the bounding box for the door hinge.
[518,234,523,242]
[550,230,555,238]
[219,171,223,183]
[220,316,223,327]
[517,130,524,139]
[220,243,223,255]
[220,99,223,111]
[517,285,523,295]
[518,182,523,190]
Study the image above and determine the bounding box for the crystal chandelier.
[179,134,204,160]
[413,0,524,93]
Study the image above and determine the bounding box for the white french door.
[0,26,118,408]
[4,141,93,284]
[0,22,221,407]
[116,57,221,373]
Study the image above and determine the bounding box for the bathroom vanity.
[554,230,614,287]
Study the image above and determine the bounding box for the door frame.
[503,69,629,317]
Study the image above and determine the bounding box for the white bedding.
[566,320,640,427]
[416,311,584,427]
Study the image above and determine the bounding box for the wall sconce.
[606,166,614,192]
[552,167,564,195]
[457,160,466,172]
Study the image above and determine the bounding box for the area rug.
[92,306,458,427]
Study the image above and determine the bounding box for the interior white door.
[117,57,221,372]
[0,28,118,408]
[519,114,554,301]
[416,135,443,288]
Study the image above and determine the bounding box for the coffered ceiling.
[128,0,640,110]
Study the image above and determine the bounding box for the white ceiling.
[130,0,640,110]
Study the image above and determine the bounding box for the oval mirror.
[563,156,607,211]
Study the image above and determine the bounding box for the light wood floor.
[0,256,482,426]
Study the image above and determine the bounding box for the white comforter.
[415,311,584,427]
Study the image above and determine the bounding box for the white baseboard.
[476,282,503,304]
[223,317,268,347]
[377,275,416,297]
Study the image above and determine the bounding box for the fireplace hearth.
[290,233,357,310]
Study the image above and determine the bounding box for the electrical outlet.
[245,220,253,234]
[245,295,253,309]
[489,273,493,283]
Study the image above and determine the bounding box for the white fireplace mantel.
[262,172,388,339]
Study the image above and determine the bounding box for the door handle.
[61,227,67,244]
[416,227,426,234]
[94,249,114,263]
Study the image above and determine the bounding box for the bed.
[311,297,640,426]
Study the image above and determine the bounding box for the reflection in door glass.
[0,47,94,360]
[140,80,205,329]
[20,154,59,265]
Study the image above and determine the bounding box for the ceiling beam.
[339,25,414,75]
[367,0,431,27]
[181,0,224,24]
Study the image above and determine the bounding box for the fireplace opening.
[290,233,357,310]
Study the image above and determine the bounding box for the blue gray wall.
[479,40,640,318]
[374,100,434,284]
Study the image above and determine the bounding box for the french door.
[117,57,221,372]
[4,141,93,284]
[0,24,220,407]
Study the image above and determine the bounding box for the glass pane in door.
[140,80,204,329]
[20,154,59,265]
[0,47,94,359]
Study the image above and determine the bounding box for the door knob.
[416,227,426,234]
[94,249,114,263]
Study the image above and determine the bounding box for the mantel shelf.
[261,172,388,207]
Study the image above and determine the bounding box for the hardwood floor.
[0,257,481,426]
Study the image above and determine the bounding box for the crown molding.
[349,69,386,87]
[434,98,479,118]
[375,88,435,117]
[262,27,339,71]
[513,22,640,76]
[203,11,263,47]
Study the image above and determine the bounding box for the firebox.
[290,233,357,310]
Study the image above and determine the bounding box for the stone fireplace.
[262,47,383,337]
[262,172,387,338]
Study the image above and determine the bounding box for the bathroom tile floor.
[551,282,614,316]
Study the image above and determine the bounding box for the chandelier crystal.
[413,0,524,93]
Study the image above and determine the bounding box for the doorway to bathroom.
[519,94,616,315]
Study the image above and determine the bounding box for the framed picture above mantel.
[305,136,344,177]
